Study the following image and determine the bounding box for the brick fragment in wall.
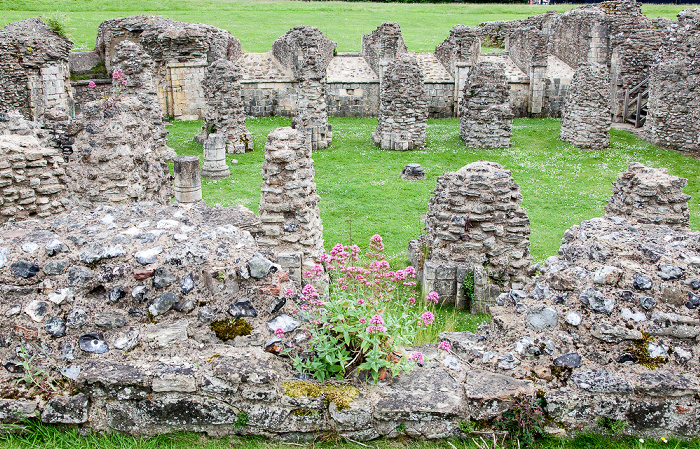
[605,162,691,229]
[372,54,427,151]
[460,62,513,149]
[198,59,253,154]
[259,127,323,274]
[560,62,611,150]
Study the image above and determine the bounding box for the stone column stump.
[201,134,230,179]
[173,156,202,203]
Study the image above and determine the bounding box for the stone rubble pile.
[197,59,253,154]
[560,62,611,150]
[459,62,513,149]
[257,127,323,280]
[372,54,428,151]
[273,26,335,151]
[409,161,531,311]
[605,162,691,229]
[644,9,700,154]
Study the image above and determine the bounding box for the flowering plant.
[288,235,437,383]
[88,69,127,109]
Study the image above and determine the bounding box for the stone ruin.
[273,26,335,151]
[439,163,699,437]
[0,113,69,223]
[257,127,324,280]
[0,18,74,123]
[435,25,481,99]
[459,62,513,149]
[361,22,408,81]
[111,40,175,161]
[372,54,427,151]
[197,59,253,154]
[200,134,231,180]
[409,161,531,313]
[605,162,691,229]
[644,9,700,154]
[560,62,612,150]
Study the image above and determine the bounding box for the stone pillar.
[372,54,427,151]
[198,59,253,154]
[560,62,611,150]
[272,26,335,152]
[434,25,481,114]
[460,62,513,148]
[605,162,691,229]
[258,127,324,276]
[409,161,532,306]
[361,22,408,79]
[201,134,230,179]
[173,156,202,203]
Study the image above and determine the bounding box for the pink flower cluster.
[410,352,424,364]
[419,311,435,327]
[274,328,285,338]
[366,324,386,334]
[427,291,440,304]
[438,340,451,353]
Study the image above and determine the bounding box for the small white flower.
[639,439,645,444]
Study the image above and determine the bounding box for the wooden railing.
[623,77,649,128]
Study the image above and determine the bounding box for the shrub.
[495,395,546,447]
[287,235,438,383]
[42,12,70,38]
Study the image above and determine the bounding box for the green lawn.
[1,2,697,52]
[167,117,700,268]
[2,420,700,449]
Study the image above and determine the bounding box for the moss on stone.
[626,331,667,369]
[282,381,359,410]
[210,318,252,341]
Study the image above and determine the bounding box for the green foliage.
[42,11,69,38]
[495,395,546,447]
[396,423,406,433]
[233,411,249,429]
[458,419,477,434]
[17,346,55,397]
[281,381,359,410]
[70,60,107,81]
[598,417,628,435]
[461,269,475,307]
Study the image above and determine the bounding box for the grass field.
[1,1,698,52]
[2,420,700,449]
[167,117,700,268]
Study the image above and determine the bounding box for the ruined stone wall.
[0,115,69,222]
[409,161,531,309]
[326,82,380,117]
[544,7,608,69]
[560,62,611,150]
[241,81,296,117]
[435,25,480,73]
[71,80,112,116]
[198,59,253,154]
[605,162,691,228]
[0,18,74,122]
[507,26,548,116]
[372,55,427,151]
[95,15,242,120]
[644,9,700,154]
[65,97,173,208]
[460,62,513,149]
[258,127,323,279]
[361,23,408,79]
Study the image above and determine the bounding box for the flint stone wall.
[605,162,691,228]
[372,55,427,151]
[258,127,324,280]
[409,161,531,310]
[65,97,173,208]
[560,62,611,150]
[0,18,74,122]
[507,26,548,116]
[644,9,700,154]
[198,59,253,154]
[460,62,513,149]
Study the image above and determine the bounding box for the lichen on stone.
[625,332,667,370]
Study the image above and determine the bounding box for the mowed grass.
[2,420,700,449]
[1,1,697,52]
[168,117,700,268]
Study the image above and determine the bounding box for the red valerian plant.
[88,69,127,109]
[288,235,438,383]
